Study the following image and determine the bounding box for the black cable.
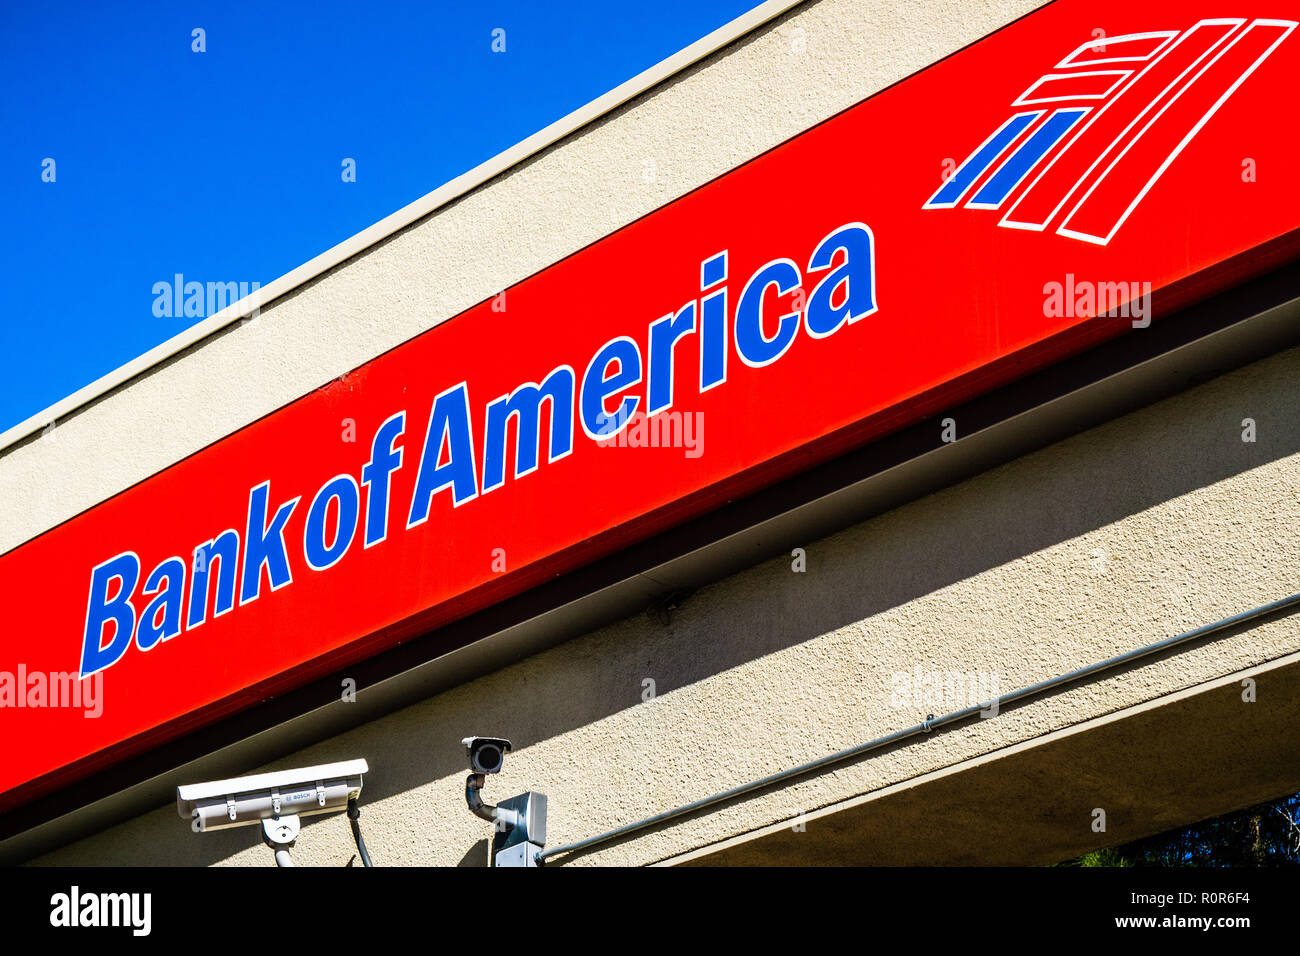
[347,797,373,867]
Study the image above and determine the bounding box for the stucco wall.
[34,340,1300,865]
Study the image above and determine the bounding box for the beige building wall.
[8,0,1300,866]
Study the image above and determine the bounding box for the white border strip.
[0,0,806,455]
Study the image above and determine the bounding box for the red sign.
[2,0,1297,811]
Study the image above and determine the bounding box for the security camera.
[462,736,511,775]
[176,758,368,831]
[460,735,545,866]
[177,759,371,866]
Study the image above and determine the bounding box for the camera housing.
[176,758,368,832]
[462,736,511,775]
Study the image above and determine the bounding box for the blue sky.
[0,0,761,434]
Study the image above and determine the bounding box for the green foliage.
[1063,846,1133,868]
[1059,791,1300,867]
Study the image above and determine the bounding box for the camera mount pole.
[465,773,519,828]
[464,773,546,867]
[261,814,301,867]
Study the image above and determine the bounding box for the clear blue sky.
[0,0,761,434]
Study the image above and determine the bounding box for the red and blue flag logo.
[924,17,1295,244]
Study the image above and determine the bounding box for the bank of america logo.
[923,17,1295,245]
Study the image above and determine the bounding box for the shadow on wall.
[33,343,1300,867]
[458,839,489,867]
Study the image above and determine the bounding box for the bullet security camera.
[177,759,371,866]
[461,736,546,866]
[462,736,511,775]
[176,758,368,830]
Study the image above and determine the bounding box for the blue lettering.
[700,252,728,391]
[483,367,575,493]
[188,530,239,628]
[362,412,406,548]
[805,223,877,337]
[137,557,186,650]
[408,383,479,526]
[304,475,360,571]
[80,552,140,677]
[735,259,802,367]
[647,305,695,415]
[240,482,299,603]
[581,338,642,439]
